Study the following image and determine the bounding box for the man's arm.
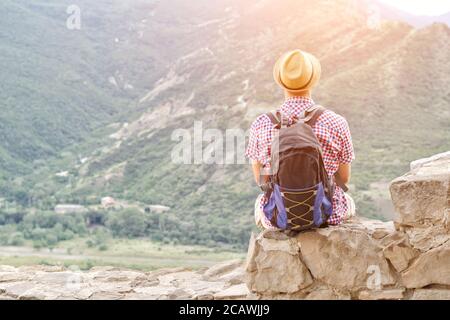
[335,115,354,189]
[251,161,263,185]
[251,160,271,186]
[336,163,351,186]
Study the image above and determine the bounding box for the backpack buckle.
[259,182,273,193]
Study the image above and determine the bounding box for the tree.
[106,208,147,238]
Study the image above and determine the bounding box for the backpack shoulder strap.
[266,110,281,127]
[304,105,327,127]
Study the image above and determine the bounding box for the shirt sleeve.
[337,117,355,164]
[245,120,261,162]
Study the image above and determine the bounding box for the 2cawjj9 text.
[179,304,270,318]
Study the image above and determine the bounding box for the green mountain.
[1,0,122,176]
[1,0,449,248]
[0,0,215,195]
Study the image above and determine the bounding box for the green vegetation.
[0,207,85,248]
[0,203,250,250]
[0,0,132,179]
[0,237,244,271]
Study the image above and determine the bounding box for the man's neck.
[284,91,312,100]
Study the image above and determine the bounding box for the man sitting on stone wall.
[246,49,356,231]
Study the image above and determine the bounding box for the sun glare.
[378,0,450,16]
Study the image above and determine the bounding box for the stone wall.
[245,152,450,300]
[0,262,249,300]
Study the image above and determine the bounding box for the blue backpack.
[261,105,335,231]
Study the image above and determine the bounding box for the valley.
[0,238,244,271]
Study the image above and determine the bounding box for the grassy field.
[0,238,246,271]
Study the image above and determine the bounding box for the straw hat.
[273,49,321,93]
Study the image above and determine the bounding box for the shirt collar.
[280,96,315,115]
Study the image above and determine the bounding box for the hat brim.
[273,51,321,93]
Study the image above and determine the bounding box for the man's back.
[246,96,355,226]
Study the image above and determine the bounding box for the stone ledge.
[245,218,449,299]
[0,261,248,300]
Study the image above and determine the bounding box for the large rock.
[382,234,419,273]
[305,288,351,300]
[358,289,405,300]
[412,289,450,300]
[246,218,397,297]
[404,224,449,252]
[388,153,450,291]
[410,151,450,171]
[297,221,396,290]
[390,152,449,229]
[202,259,244,282]
[401,241,450,288]
[213,284,249,300]
[245,218,449,299]
[245,231,313,294]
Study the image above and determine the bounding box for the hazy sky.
[378,0,450,16]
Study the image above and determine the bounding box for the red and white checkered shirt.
[246,96,355,225]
